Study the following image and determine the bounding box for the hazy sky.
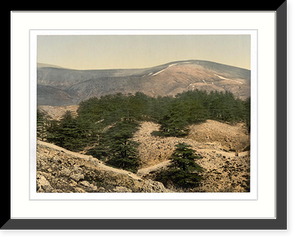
[37,35,251,70]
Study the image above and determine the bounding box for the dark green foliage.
[37,109,50,140]
[76,90,250,133]
[103,119,140,173]
[87,118,141,173]
[85,135,108,160]
[156,169,202,189]
[169,143,203,172]
[155,102,189,137]
[155,143,203,189]
[47,111,96,152]
[153,91,210,137]
[244,98,251,132]
[203,91,242,122]
[106,138,140,173]
[151,90,250,138]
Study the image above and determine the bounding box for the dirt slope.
[187,120,250,152]
[133,121,250,192]
[133,121,249,168]
[38,105,79,120]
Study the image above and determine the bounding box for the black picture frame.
[4,1,287,230]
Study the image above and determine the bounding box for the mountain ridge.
[37,60,251,106]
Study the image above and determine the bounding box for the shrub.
[87,118,141,173]
[155,143,203,189]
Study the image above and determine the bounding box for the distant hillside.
[37,63,65,69]
[37,60,251,106]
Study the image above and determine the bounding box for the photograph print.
[34,31,254,196]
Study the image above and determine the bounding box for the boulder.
[36,174,53,192]
[79,180,98,191]
[140,179,170,193]
[70,173,84,182]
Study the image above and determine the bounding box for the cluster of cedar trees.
[37,90,250,189]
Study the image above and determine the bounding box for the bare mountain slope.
[38,105,79,120]
[37,60,250,106]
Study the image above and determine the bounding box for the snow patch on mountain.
[151,63,178,76]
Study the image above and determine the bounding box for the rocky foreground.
[37,120,250,193]
[36,140,171,193]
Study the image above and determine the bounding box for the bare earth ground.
[133,121,250,192]
[187,120,250,152]
[133,121,249,168]
[39,105,79,120]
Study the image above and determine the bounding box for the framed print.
[29,29,257,201]
[5,2,287,230]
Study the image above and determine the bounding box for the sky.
[37,35,251,70]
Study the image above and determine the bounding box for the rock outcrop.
[36,140,171,193]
